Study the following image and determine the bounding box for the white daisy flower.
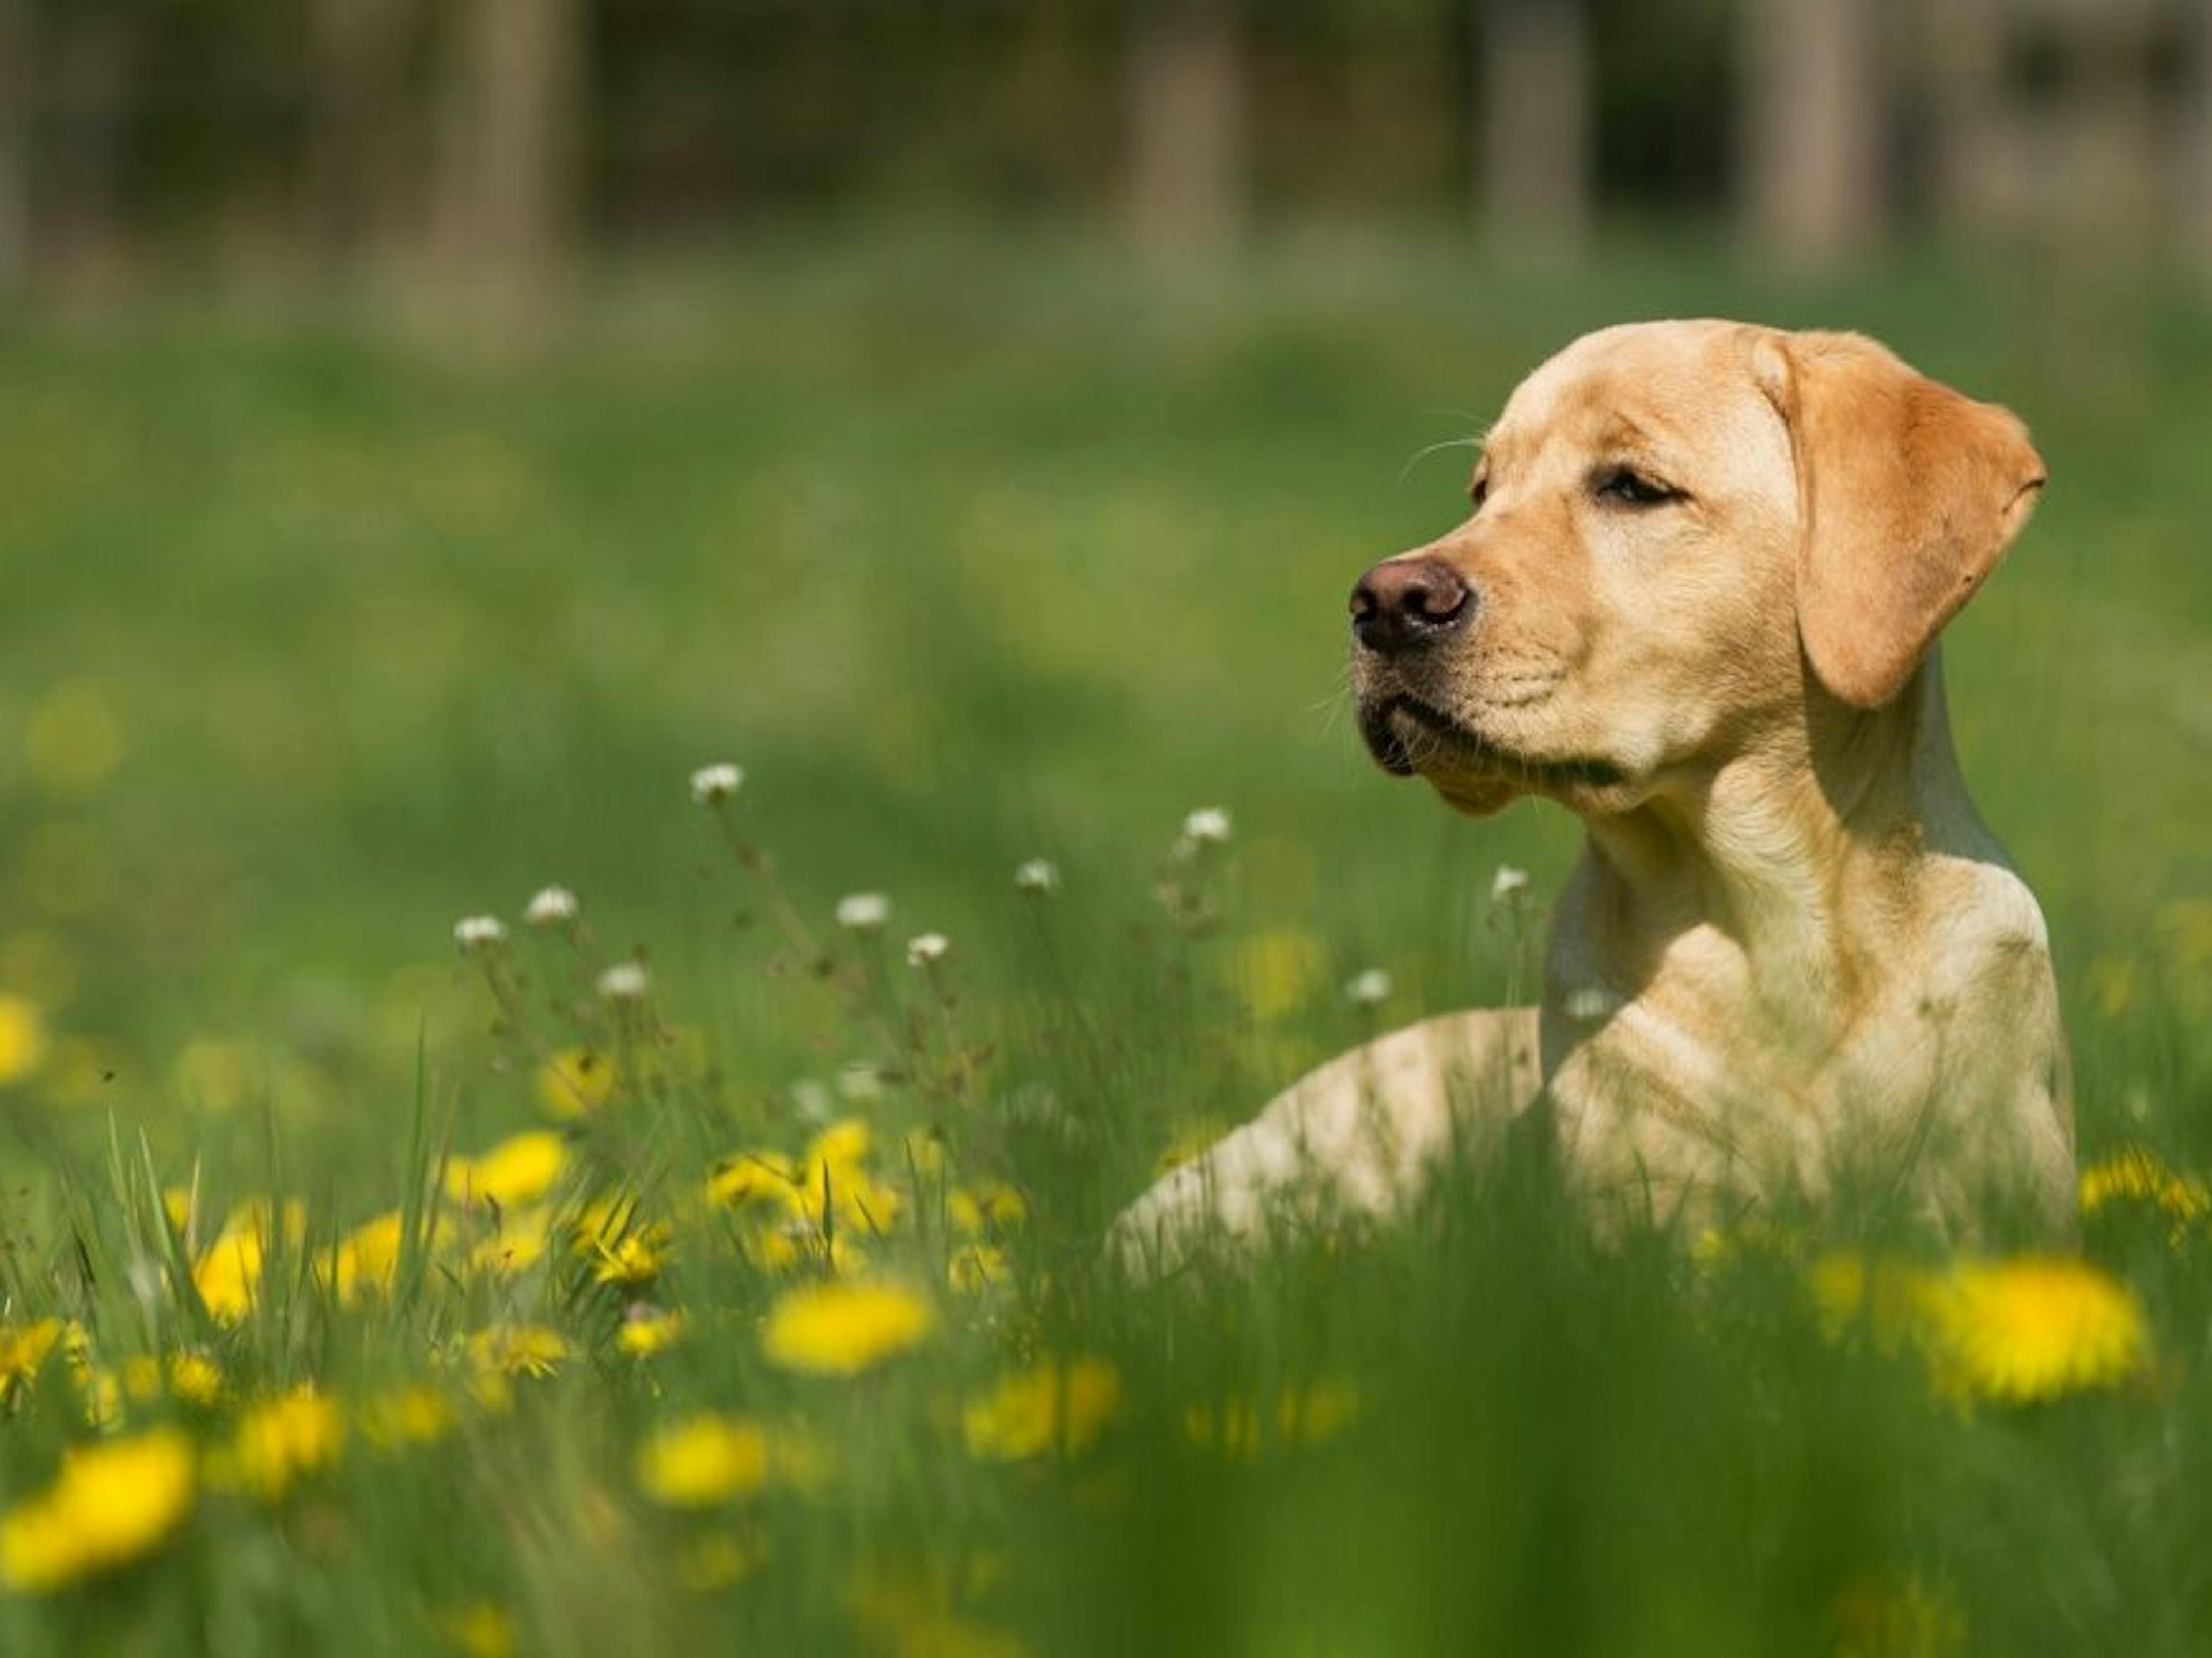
[597,961,650,1001]
[1182,807,1233,844]
[453,915,508,953]
[1014,858,1060,895]
[690,762,744,804]
[906,932,950,968]
[836,892,891,932]
[1490,865,1531,903]
[523,886,579,928]
[1344,968,1393,1007]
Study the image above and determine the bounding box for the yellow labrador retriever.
[1115,320,2074,1268]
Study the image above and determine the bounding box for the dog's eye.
[1468,475,1488,511]
[1593,466,1681,507]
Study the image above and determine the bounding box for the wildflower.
[0,1319,63,1392]
[522,885,579,928]
[835,893,891,932]
[213,1386,345,1504]
[689,762,745,805]
[359,1385,455,1450]
[948,1181,1027,1238]
[464,1212,549,1278]
[963,1359,1122,1462]
[1183,807,1232,844]
[191,1199,305,1325]
[706,1150,804,1215]
[0,1427,196,1592]
[597,961,649,1001]
[164,1354,225,1410]
[618,1306,688,1359]
[450,1130,569,1211]
[1013,858,1060,895]
[1343,968,1393,1007]
[536,1046,616,1118]
[330,1210,406,1306]
[589,1228,668,1287]
[1808,1251,1938,1349]
[760,1280,935,1376]
[433,1601,518,1658]
[906,932,950,968]
[468,1324,570,1380]
[949,1243,1007,1294]
[0,994,48,1086]
[453,916,507,954]
[2079,1145,2209,1230]
[1923,1257,2150,1405]
[1490,864,1531,903]
[635,1414,771,1508]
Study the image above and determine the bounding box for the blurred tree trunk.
[1477,0,1589,250]
[1126,0,1244,259]
[1741,0,1883,264]
[0,0,28,293]
[431,0,583,294]
[305,0,422,267]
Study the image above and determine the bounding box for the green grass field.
[0,233,2209,1653]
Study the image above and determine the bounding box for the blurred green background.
[0,0,2207,1173]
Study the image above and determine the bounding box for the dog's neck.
[1558,650,1991,1029]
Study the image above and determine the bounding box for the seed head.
[454,915,508,954]
[1490,865,1531,904]
[524,886,579,928]
[1013,858,1060,896]
[1183,807,1233,845]
[1344,969,1393,1007]
[836,893,891,932]
[906,933,950,968]
[597,962,650,1001]
[690,763,744,805]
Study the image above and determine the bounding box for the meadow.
[0,232,2209,1654]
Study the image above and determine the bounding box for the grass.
[0,229,2207,1653]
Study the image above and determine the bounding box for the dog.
[1114,320,2075,1270]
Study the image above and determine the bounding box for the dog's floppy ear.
[1752,329,2046,709]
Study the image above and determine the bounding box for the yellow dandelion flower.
[635,1414,771,1508]
[1924,1257,2150,1406]
[804,1118,872,1177]
[0,1318,62,1391]
[676,1527,762,1592]
[330,1210,407,1306]
[468,1324,570,1380]
[535,1048,616,1120]
[433,1600,517,1658]
[2079,1147,2209,1231]
[948,1243,1007,1295]
[166,1353,225,1410]
[465,1206,551,1278]
[962,1359,1121,1462]
[120,1356,163,1403]
[0,995,48,1087]
[213,1386,345,1504]
[618,1307,688,1359]
[948,1181,1027,1238]
[0,1427,196,1592]
[903,1129,949,1182]
[191,1199,305,1325]
[448,1130,569,1210]
[588,1228,669,1287]
[760,1280,935,1377]
[359,1384,455,1450]
[706,1149,805,1213]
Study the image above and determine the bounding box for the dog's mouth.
[1358,694,1626,792]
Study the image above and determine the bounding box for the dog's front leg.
[1108,1008,1541,1277]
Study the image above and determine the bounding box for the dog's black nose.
[1350,558,1472,654]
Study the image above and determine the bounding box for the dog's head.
[1353,320,2046,817]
